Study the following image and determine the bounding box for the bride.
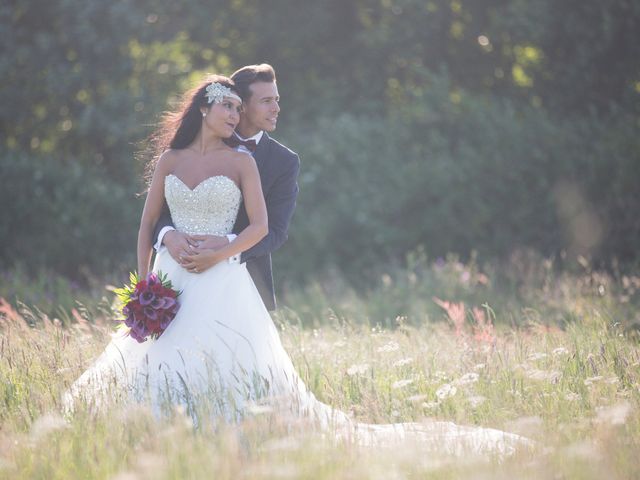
[65,74,532,456]
[65,74,338,421]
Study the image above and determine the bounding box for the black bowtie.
[224,135,257,152]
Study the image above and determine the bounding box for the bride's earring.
[202,112,206,117]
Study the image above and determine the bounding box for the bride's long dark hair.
[141,74,238,185]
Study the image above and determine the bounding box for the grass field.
[1,257,639,479]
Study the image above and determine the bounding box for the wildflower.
[552,347,569,356]
[455,372,479,386]
[393,357,414,367]
[406,394,429,404]
[421,401,440,410]
[564,392,581,401]
[392,378,414,389]
[528,352,548,361]
[346,364,369,376]
[377,341,400,353]
[605,376,619,385]
[467,395,486,408]
[526,369,561,383]
[513,363,528,373]
[584,376,604,386]
[436,383,457,400]
[472,307,495,344]
[433,371,448,380]
[433,298,466,337]
[473,363,486,371]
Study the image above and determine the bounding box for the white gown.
[64,174,533,456]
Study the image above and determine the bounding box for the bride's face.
[203,97,242,137]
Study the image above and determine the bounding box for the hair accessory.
[205,82,242,104]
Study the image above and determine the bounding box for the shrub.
[0,153,140,279]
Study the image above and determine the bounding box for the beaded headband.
[205,82,242,104]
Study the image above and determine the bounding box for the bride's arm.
[183,154,267,272]
[137,152,173,277]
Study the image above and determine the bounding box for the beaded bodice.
[164,174,242,236]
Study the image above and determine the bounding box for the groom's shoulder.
[266,136,299,163]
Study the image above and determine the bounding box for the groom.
[153,64,300,311]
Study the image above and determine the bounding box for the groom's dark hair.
[231,64,276,101]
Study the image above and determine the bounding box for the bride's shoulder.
[158,148,181,161]
[228,151,259,179]
[229,150,256,166]
[156,149,180,171]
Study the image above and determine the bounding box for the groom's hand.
[190,234,229,250]
[164,230,198,265]
[182,248,221,273]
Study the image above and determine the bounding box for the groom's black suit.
[154,132,300,311]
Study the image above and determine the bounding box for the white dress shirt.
[154,130,264,264]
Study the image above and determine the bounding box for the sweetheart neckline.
[166,174,241,193]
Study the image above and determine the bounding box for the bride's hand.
[164,230,198,265]
[190,234,229,251]
[181,248,221,274]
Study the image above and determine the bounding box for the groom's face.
[241,81,280,134]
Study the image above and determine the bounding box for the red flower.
[117,271,180,343]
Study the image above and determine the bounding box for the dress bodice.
[164,174,242,236]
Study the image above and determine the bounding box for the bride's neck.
[189,129,225,155]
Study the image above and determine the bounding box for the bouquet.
[114,271,180,343]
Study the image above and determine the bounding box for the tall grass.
[1,257,639,478]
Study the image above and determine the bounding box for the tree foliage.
[2,0,638,283]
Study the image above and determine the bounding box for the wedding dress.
[64,173,533,456]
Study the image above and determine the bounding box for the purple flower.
[131,322,147,341]
[143,306,158,320]
[160,316,172,329]
[131,330,145,343]
[161,297,176,309]
[138,321,149,333]
[139,291,155,305]
[117,270,181,343]
[124,314,135,328]
[150,297,163,309]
